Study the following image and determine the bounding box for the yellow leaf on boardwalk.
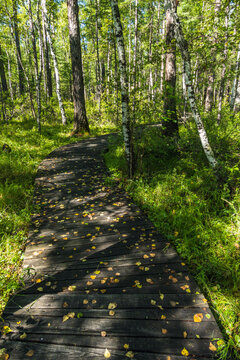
[104,348,111,358]
[126,351,135,358]
[193,313,203,322]
[209,342,217,351]
[26,350,34,357]
[124,344,129,349]
[181,348,189,356]
[108,302,117,310]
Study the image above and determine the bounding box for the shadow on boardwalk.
[0,135,222,359]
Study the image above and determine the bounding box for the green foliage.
[105,122,240,359]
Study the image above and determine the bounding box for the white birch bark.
[166,0,218,170]
[28,0,41,132]
[6,50,13,100]
[132,0,138,123]
[230,42,240,111]
[41,0,67,125]
[110,0,134,178]
[217,7,229,123]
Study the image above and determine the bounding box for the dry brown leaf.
[26,350,34,357]
[183,331,188,338]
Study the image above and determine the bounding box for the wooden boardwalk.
[1,135,223,359]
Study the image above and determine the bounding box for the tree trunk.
[230,42,240,112]
[67,0,89,134]
[132,0,138,124]
[12,0,24,95]
[41,2,52,99]
[160,18,165,94]
[148,2,154,102]
[0,45,8,94]
[6,50,14,100]
[163,0,178,136]
[166,0,218,170]
[95,0,101,114]
[110,0,134,178]
[217,6,229,123]
[42,0,67,125]
[28,0,41,132]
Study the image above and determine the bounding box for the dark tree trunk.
[0,45,8,93]
[163,0,178,136]
[67,0,89,134]
[12,0,24,95]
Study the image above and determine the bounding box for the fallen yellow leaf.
[123,344,129,349]
[108,302,117,310]
[104,348,111,358]
[209,342,217,352]
[193,313,203,323]
[181,347,189,356]
[126,351,134,358]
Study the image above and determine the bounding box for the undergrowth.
[105,120,240,359]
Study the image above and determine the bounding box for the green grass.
[0,101,117,315]
[104,125,240,360]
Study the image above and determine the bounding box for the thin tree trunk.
[42,0,67,125]
[12,0,24,95]
[28,0,41,132]
[0,45,8,94]
[95,0,101,114]
[128,1,132,95]
[6,50,14,100]
[41,2,52,99]
[160,18,165,94]
[67,0,89,134]
[110,0,134,178]
[132,0,138,124]
[217,6,229,124]
[167,0,218,170]
[148,2,154,102]
[230,42,240,111]
[163,0,178,136]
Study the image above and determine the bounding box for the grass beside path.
[104,130,240,360]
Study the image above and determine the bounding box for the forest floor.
[0,135,223,359]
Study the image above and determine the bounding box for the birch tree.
[41,0,67,125]
[110,0,134,178]
[163,0,178,136]
[67,0,90,134]
[166,0,218,170]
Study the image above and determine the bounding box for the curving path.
[1,135,223,359]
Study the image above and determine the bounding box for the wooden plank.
[3,307,214,322]
[1,335,219,357]
[2,316,222,339]
[6,293,209,310]
[0,340,214,359]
